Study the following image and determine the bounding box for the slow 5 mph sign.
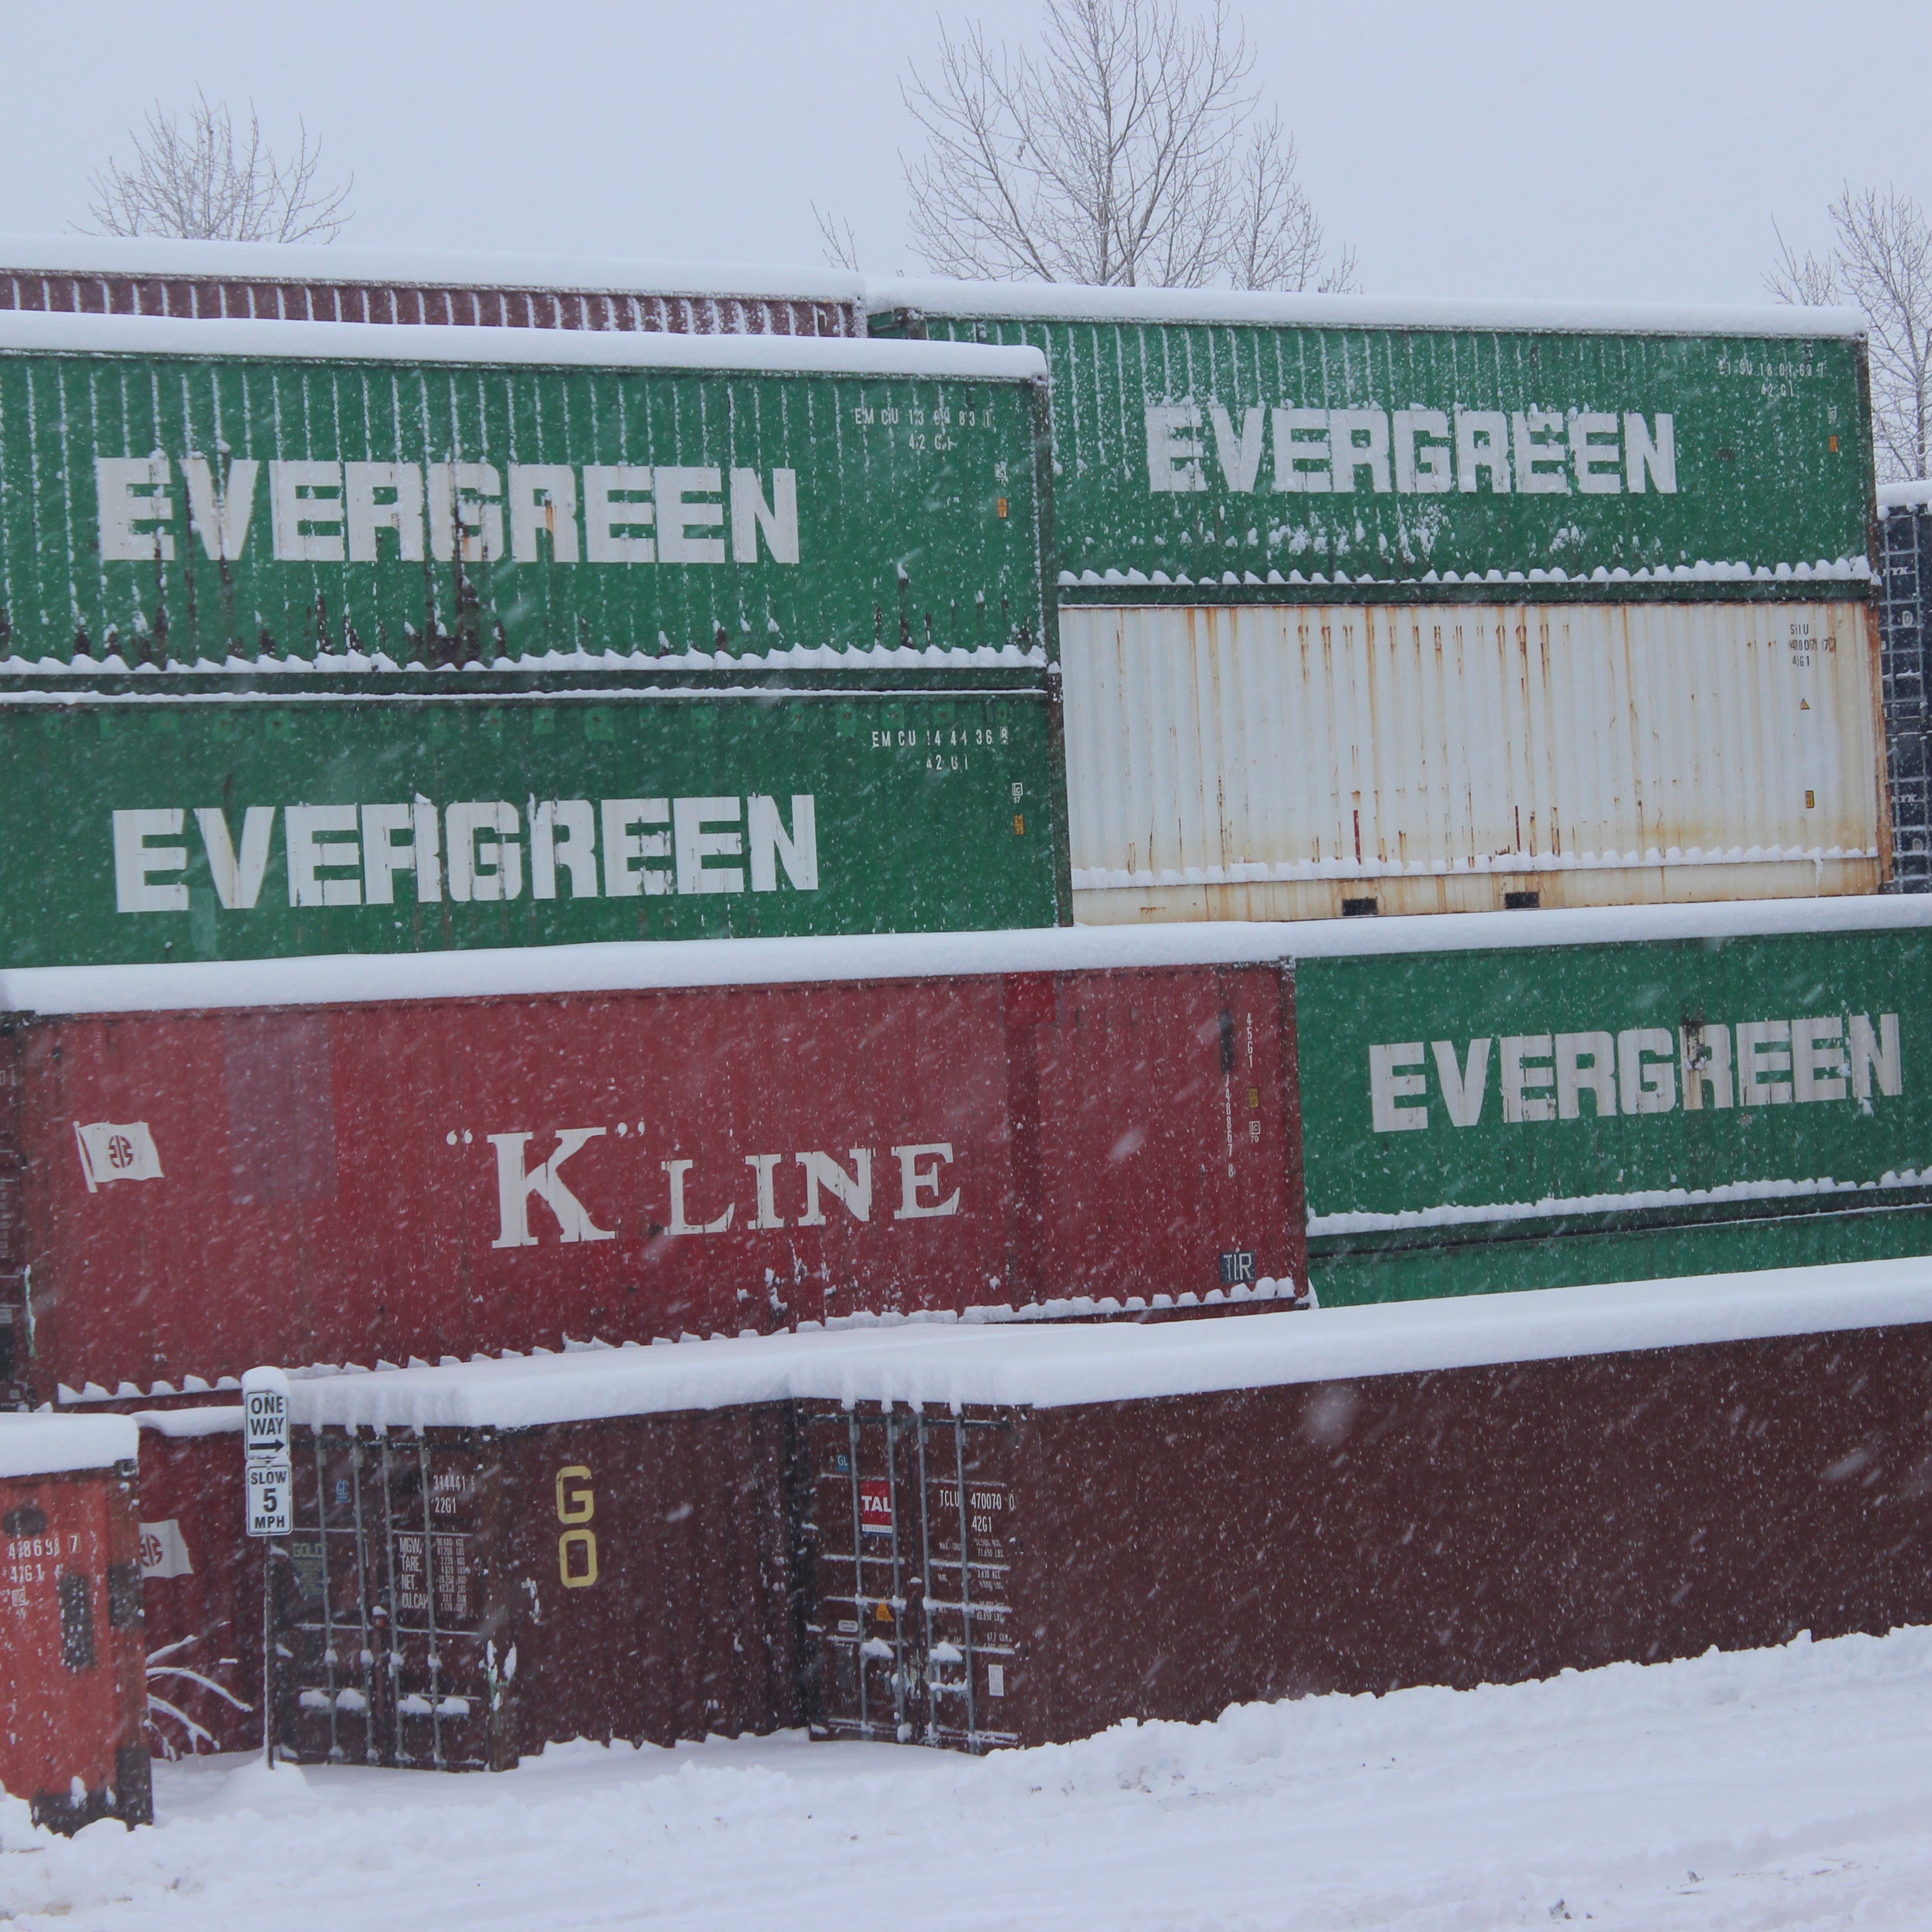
[242,1366,293,1538]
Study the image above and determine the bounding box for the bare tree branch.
[902,0,1352,291]
[1769,187,1932,481]
[812,203,863,274]
[85,92,352,244]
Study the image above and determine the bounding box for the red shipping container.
[0,1415,151,1829]
[8,962,1304,1403]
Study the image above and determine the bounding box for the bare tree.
[902,0,1354,291]
[1768,186,1932,482]
[86,92,351,244]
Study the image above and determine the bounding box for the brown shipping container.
[0,1416,152,1827]
[136,1416,260,1758]
[271,1409,800,1768]
[9,959,1303,1404]
[0,236,863,338]
[802,1271,1932,1749]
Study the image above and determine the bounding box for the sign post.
[241,1366,291,1769]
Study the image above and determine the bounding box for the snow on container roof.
[0,233,866,305]
[5,894,1930,1017]
[1879,481,1932,511]
[276,1254,1932,1431]
[0,1412,139,1478]
[866,277,1868,341]
[0,308,1045,382]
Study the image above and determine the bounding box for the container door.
[914,1417,1019,1750]
[278,1434,505,1771]
[804,1412,918,1742]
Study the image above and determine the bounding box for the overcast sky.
[2,0,1927,303]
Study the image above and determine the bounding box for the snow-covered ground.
[9,1625,1932,1930]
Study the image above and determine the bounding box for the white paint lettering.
[730,468,799,563]
[284,804,362,908]
[1369,1042,1427,1132]
[1625,414,1678,493]
[344,463,425,563]
[661,1159,735,1235]
[428,463,505,563]
[583,466,656,563]
[113,808,189,913]
[1455,411,1512,493]
[1432,1037,1491,1127]
[599,798,671,897]
[1145,405,1207,492]
[673,797,744,895]
[1850,1013,1903,1101]
[1512,411,1571,494]
[654,466,726,564]
[1392,410,1453,493]
[1271,408,1333,492]
[530,799,598,900]
[197,806,276,910]
[1207,405,1266,493]
[747,794,817,892]
[795,1149,873,1225]
[1617,1028,1677,1114]
[1735,1019,1794,1104]
[270,461,345,562]
[508,466,580,564]
[489,1129,616,1247]
[1500,1034,1555,1123]
[1329,409,1392,493]
[360,802,442,905]
[182,456,258,560]
[95,457,176,562]
[892,1144,960,1219]
[1570,413,1623,494]
[446,801,523,903]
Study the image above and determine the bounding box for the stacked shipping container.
[872,283,1887,920]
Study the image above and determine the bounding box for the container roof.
[0,308,1046,381]
[0,233,866,305]
[145,1254,1932,1432]
[0,1412,139,1478]
[6,894,1930,1018]
[866,277,1868,341]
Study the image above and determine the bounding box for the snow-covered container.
[183,1259,1932,1761]
[872,280,1887,921]
[0,1412,150,1828]
[0,236,865,338]
[273,1404,799,1769]
[801,1258,1932,1747]
[1287,893,1932,1307]
[0,932,1305,1406]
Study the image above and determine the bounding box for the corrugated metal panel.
[19,965,1302,1400]
[0,332,1048,668]
[0,1460,151,1827]
[0,687,1065,966]
[1064,600,1886,920]
[0,264,861,340]
[1293,922,1932,1306]
[893,310,1871,584]
[1879,499,1932,889]
[807,1322,1932,1749]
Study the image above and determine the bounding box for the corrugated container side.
[1063,600,1887,922]
[136,1427,259,1759]
[891,310,1871,586]
[1294,923,1932,1306]
[0,1460,152,1826]
[0,335,1048,671]
[805,1323,1932,1748]
[274,1411,799,1767]
[0,686,1066,967]
[0,268,861,338]
[19,964,1303,1400]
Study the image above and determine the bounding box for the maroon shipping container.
[135,1418,260,1759]
[9,962,1303,1403]
[0,237,863,337]
[802,1295,1932,1749]
[0,1416,151,1829]
[271,1410,799,1769]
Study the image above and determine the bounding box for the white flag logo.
[139,1518,193,1579]
[74,1120,163,1192]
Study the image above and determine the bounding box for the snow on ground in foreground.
[8,1626,1932,1931]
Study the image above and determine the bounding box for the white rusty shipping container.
[1063,600,1887,922]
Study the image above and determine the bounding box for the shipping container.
[801,1262,1932,1747]
[1878,485,1932,892]
[189,1262,1932,1765]
[0,314,1045,673]
[272,1407,800,1768]
[135,1412,259,1759]
[0,1413,151,1827]
[871,281,1873,587]
[0,236,865,337]
[1063,599,1886,920]
[4,937,1304,1405]
[0,683,1067,965]
[1289,896,1932,1306]
[0,311,1066,965]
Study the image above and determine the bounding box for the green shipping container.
[0,313,1052,665]
[0,684,1065,965]
[872,283,1872,593]
[1294,905,1932,1305]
